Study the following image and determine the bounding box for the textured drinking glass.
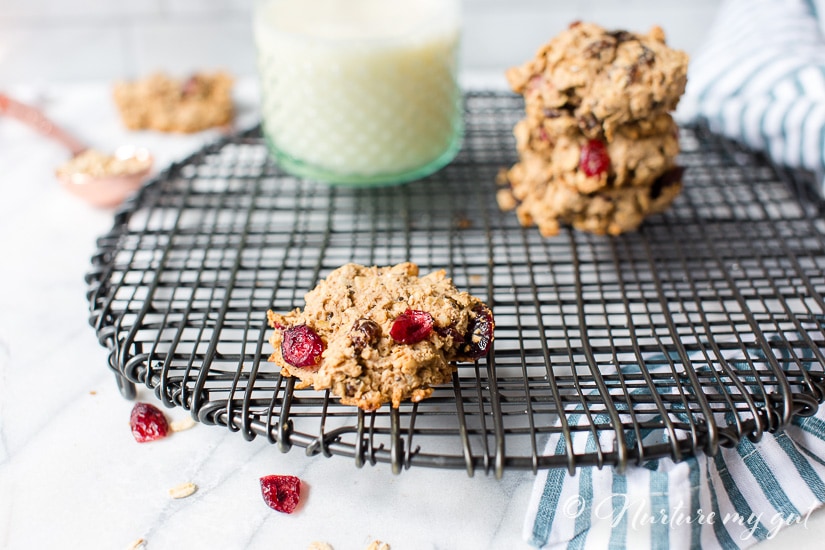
[253,0,463,186]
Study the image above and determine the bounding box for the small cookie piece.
[501,159,683,236]
[113,72,234,133]
[506,22,688,140]
[513,120,680,193]
[267,263,494,411]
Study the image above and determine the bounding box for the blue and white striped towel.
[524,3,825,547]
[677,0,825,192]
[525,408,825,548]
[524,337,825,549]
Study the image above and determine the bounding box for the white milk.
[253,0,462,185]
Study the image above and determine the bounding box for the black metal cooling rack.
[86,92,825,477]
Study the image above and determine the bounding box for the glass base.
[263,124,464,187]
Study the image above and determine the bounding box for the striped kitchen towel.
[524,3,825,546]
[678,0,825,192]
[523,327,825,549]
[524,407,825,549]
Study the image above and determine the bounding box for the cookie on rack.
[266,262,494,411]
[113,71,234,133]
[501,21,688,236]
[513,116,680,193]
[498,154,683,237]
[506,22,689,141]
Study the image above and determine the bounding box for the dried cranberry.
[260,475,301,514]
[650,166,685,199]
[585,39,614,57]
[390,309,433,344]
[608,30,633,43]
[181,75,201,98]
[349,318,382,352]
[281,325,325,368]
[130,402,169,443]
[527,75,543,92]
[462,305,495,359]
[435,324,463,343]
[580,139,610,177]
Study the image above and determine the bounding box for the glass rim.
[253,0,461,48]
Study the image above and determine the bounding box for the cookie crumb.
[496,188,517,211]
[168,482,198,499]
[307,543,334,550]
[453,213,472,229]
[170,416,197,432]
[366,541,390,550]
[127,538,146,550]
[495,167,510,186]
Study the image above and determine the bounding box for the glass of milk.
[253,0,463,186]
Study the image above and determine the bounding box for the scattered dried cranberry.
[462,305,495,359]
[260,475,301,514]
[390,309,434,344]
[180,75,201,98]
[130,402,169,443]
[580,139,610,177]
[281,325,325,368]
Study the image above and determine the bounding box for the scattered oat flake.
[127,538,146,550]
[89,390,97,395]
[307,543,333,550]
[366,542,390,550]
[170,416,197,432]
[168,482,198,499]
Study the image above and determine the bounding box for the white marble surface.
[1,78,825,550]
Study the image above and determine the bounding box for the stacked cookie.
[497,22,689,236]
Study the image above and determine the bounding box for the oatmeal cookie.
[113,71,234,133]
[499,158,683,236]
[522,100,675,144]
[266,263,494,411]
[513,119,680,193]
[506,22,688,140]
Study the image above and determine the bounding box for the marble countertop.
[1,78,824,550]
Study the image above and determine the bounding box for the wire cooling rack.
[86,92,825,477]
